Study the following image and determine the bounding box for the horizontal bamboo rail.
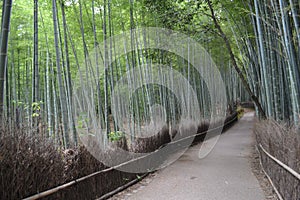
[257,143,300,200]
[23,114,238,200]
[258,144,300,181]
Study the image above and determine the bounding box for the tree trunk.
[52,0,70,148]
[61,1,77,145]
[33,0,39,103]
[206,0,266,119]
[0,0,12,119]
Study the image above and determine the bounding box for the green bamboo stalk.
[0,0,12,119]
[52,0,70,148]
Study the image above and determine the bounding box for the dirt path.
[110,112,267,200]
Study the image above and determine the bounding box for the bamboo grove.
[0,0,298,149]
[246,0,300,124]
[219,0,300,124]
[145,0,300,124]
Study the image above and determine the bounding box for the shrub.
[0,126,65,199]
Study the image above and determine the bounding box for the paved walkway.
[110,112,265,200]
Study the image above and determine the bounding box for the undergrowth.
[254,120,300,200]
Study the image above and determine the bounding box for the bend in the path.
[110,112,265,200]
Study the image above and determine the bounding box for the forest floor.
[108,112,278,200]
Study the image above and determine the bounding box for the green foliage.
[136,174,141,180]
[108,131,124,142]
[32,101,43,118]
[3,0,284,149]
[77,112,89,129]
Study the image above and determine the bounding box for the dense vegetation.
[147,0,300,123]
[0,0,248,149]
[0,0,299,198]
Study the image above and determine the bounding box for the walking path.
[110,112,266,200]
